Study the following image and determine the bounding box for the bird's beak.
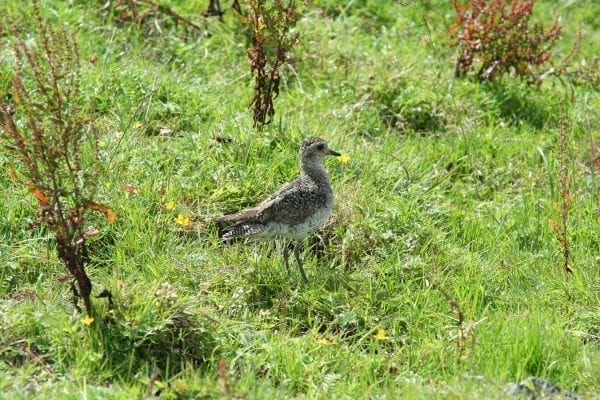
[327,149,341,156]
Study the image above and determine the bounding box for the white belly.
[260,206,332,240]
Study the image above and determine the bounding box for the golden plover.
[217,137,340,282]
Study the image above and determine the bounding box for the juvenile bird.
[217,137,340,282]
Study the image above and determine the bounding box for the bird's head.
[299,137,340,162]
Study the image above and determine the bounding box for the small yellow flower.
[175,214,191,226]
[97,140,106,147]
[374,329,389,340]
[133,121,143,129]
[337,154,350,165]
[165,200,175,210]
[82,315,94,326]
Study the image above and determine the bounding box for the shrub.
[243,0,302,128]
[0,2,113,315]
[450,0,561,82]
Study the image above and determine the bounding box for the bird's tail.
[220,222,264,241]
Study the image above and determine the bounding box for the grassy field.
[1,0,599,398]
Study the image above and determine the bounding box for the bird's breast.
[287,203,333,240]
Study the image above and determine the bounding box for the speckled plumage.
[217,137,341,282]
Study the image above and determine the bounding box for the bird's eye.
[317,144,324,151]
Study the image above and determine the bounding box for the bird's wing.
[262,178,301,203]
[217,177,325,226]
[255,181,327,226]
[215,206,262,224]
[215,179,301,224]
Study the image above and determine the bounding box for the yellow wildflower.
[133,121,143,129]
[165,200,175,210]
[337,154,350,164]
[82,315,94,326]
[374,329,389,340]
[175,214,191,226]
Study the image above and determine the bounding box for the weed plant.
[0,2,113,315]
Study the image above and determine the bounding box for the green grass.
[1,0,599,398]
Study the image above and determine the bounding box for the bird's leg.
[293,242,308,283]
[282,240,291,276]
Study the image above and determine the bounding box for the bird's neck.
[301,159,329,183]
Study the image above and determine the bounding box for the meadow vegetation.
[0,0,599,398]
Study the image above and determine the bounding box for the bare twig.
[140,0,203,30]
[438,287,468,358]
[556,95,573,274]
